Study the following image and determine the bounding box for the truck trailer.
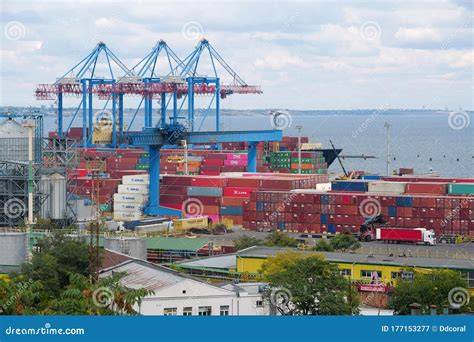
[375,227,436,246]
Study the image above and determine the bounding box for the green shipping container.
[448,183,474,195]
[99,204,111,212]
[135,164,149,170]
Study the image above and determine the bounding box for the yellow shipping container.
[174,217,209,230]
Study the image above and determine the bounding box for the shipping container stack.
[242,177,474,236]
[267,151,328,174]
[113,174,149,221]
[68,147,147,217]
[160,173,330,226]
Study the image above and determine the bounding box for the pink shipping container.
[223,159,247,166]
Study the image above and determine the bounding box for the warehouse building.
[235,246,474,290]
[100,259,270,316]
[175,246,474,292]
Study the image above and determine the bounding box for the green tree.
[263,230,298,248]
[0,275,42,315]
[261,252,359,315]
[24,231,91,289]
[48,272,152,315]
[329,234,361,252]
[391,269,470,315]
[233,236,263,250]
[313,239,334,252]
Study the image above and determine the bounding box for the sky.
[1,0,473,110]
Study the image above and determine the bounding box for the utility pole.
[384,122,391,176]
[296,125,302,174]
[85,156,106,284]
[22,120,36,255]
[183,140,188,175]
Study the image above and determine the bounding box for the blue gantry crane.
[35,42,133,147]
[37,40,282,217]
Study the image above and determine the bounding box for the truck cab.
[416,228,436,246]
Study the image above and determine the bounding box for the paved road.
[204,227,474,258]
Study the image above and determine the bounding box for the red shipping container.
[191,177,227,187]
[162,176,194,186]
[202,159,224,166]
[405,183,447,194]
[221,197,247,206]
[201,170,220,176]
[160,195,187,204]
[223,187,256,197]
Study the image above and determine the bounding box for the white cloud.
[254,50,307,69]
[0,0,472,109]
[395,27,443,43]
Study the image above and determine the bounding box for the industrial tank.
[39,175,51,219]
[104,237,147,260]
[0,232,27,273]
[49,173,67,220]
[0,118,29,162]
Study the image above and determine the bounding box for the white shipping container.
[290,189,327,194]
[368,181,406,193]
[118,184,149,194]
[113,211,143,221]
[113,193,148,204]
[122,174,150,185]
[316,183,332,191]
[113,202,143,212]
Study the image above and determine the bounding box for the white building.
[99,259,270,316]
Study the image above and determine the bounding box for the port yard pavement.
[205,227,474,257]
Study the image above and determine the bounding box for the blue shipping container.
[321,214,328,224]
[388,206,397,217]
[277,222,285,230]
[331,180,368,192]
[187,187,223,197]
[220,206,243,216]
[361,175,382,180]
[256,201,264,212]
[396,196,413,207]
[328,224,336,234]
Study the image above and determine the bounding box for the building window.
[401,271,414,282]
[256,300,264,308]
[163,308,177,316]
[462,271,474,288]
[183,307,192,316]
[220,305,229,316]
[198,306,212,316]
[391,272,400,280]
[340,269,351,277]
[360,270,382,278]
